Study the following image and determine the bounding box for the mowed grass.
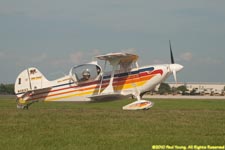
[0,96,225,150]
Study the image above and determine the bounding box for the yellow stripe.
[31,76,42,80]
[114,80,146,91]
[45,90,95,101]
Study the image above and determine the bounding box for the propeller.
[169,40,175,64]
[173,70,177,83]
[169,40,183,83]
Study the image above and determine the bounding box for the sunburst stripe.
[25,70,159,99]
[16,67,158,96]
[27,75,153,102]
[45,80,147,102]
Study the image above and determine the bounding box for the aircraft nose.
[169,64,184,83]
[169,64,184,72]
[176,64,183,72]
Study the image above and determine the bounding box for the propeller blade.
[173,70,177,83]
[169,40,175,64]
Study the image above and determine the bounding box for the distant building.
[171,82,225,95]
[155,82,225,96]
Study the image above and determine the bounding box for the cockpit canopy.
[70,63,101,83]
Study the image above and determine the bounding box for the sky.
[0,0,225,84]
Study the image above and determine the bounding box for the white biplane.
[15,42,183,110]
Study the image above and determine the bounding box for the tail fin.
[15,67,49,95]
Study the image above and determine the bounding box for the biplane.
[15,42,183,110]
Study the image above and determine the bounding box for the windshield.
[70,64,101,82]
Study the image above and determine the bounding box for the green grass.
[0,96,225,150]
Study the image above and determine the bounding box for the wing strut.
[98,60,107,94]
[101,58,120,94]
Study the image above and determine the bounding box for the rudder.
[15,67,49,96]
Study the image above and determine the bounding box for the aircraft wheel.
[23,105,29,110]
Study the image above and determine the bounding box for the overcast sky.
[0,0,225,83]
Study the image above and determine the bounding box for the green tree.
[177,85,188,94]
[158,83,171,95]
[0,83,14,95]
[5,84,14,94]
[0,84,6,94]
[171,87,177,95]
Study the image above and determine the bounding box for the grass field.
[0,95,225,150]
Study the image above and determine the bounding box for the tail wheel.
[16,98,29,110]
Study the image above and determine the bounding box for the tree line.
[0,84,14,95]
[158,83,188,95]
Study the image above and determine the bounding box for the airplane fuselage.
[15,64,179,103]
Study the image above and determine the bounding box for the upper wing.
[95,52,139,64]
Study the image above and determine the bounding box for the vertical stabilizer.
[15,67,49,96]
